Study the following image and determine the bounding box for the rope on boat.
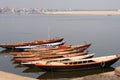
[101,61,105,67]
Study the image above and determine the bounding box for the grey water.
[0,14,120,79]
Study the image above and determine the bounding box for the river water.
[0,14,120,79]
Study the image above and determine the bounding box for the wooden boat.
[14,41,65,51]
[41,41,65,46]
[12,52,88,63]
[12,57,41,63]
[12,49,82,58]
[46,43,91,54]
[43,43,90,54]
[21,53,95,68]
[12,44,91,58]
[26,43,91,54]
[10,52,34,56]
[10,43,91,56]
[0,37,64,49]
[35,54,120,71]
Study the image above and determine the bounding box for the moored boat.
[14,41,65,51]
[10,43,91,56]
[12,49,81,58]
[0,37,64,49]
[35,54,120,71]
[10,52,33,56]
[12,52,88,63]
[21,53,95,68]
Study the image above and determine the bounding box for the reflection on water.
[14,64,26,68]
[0,49,12,53]
[37,67,114,79]
[23,67,45,73]
[0,49,19,54]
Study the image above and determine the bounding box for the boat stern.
[116,54,120,59]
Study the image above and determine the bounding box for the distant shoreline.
[41,10,120,15]
[0,7,120,15]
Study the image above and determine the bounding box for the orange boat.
[0,37,64,49]
[10,43,91,57]
[12,52,88,63]
[25,43,91,52]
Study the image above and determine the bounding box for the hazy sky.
[0,0,120,9]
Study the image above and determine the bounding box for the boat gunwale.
[35,54,119,67]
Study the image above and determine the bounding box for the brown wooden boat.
[14,41,65,51]
[12,49,83,58]
[10,52,33,56]
[35,54,120,71]
[12,52,88,63]
[26,43,91,52]
[22,53,95,68]
[45,43,91,54]
[0,37,64,49]
[10,43,91,56]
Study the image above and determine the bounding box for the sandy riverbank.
[71,71,120,80]
[0,71,38,80]
[0,71,119,80]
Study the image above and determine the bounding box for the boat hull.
[36,58,119,71]
[22,54,94,68]
[14,41,65,51]
[13,52,88,64]
[0,38,64,49]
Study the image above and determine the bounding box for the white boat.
[35,54,120,71]
[21,53,95,67]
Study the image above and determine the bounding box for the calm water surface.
[0,14,120,79]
